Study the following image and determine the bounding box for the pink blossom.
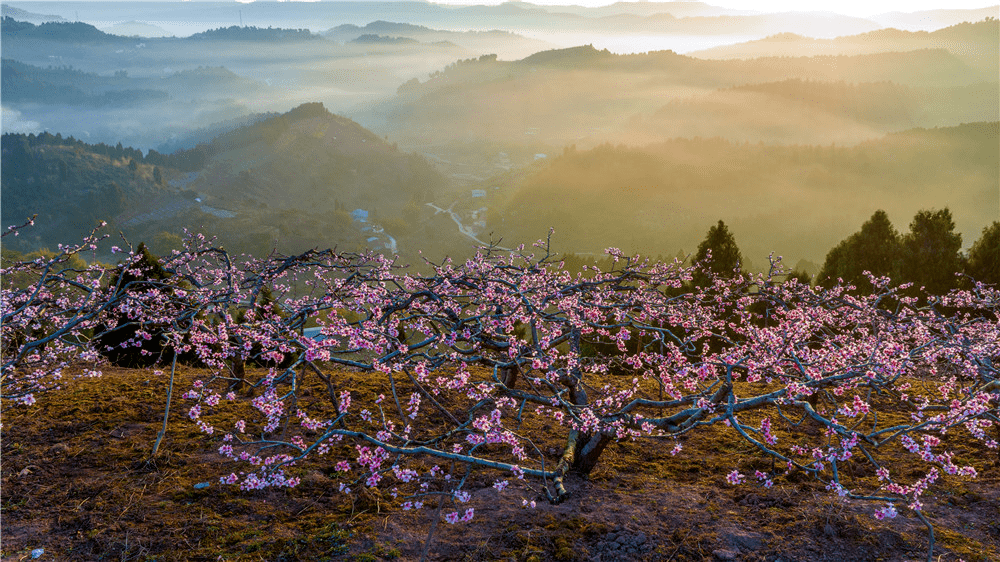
[725,470,745,485]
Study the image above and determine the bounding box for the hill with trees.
[635,79,998,145]
[1,59,171,107]
[188,26,321,43]
[1,103,452,260]
[324,21,553,58]
[491,122,998,264]
[0,16,124,43]
[690,18,998,78]
[365,44,993,150]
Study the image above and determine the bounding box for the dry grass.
[2,365,998,561]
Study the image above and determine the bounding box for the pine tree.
[817,210,901,292]
[692,220,743,287]
[93,243,176,367]
[965,221,999,287]
[899,208,963,295]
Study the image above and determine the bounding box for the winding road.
[426,202,509,250]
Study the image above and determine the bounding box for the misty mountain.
[1,58,265,137]
[1,59,261,105]
[187,103,442,214]
[0,2,890,45]
[363,45,989,150]
[2,1,994,271]
[360,3,884,39]
[491,122,998,265]
[0,15,477,148]
[153,113,281,155]
[689,18,998,78]
[1,59,170,107]
[351,35,421,46]
[0,17,124,44]
[0,5,66,24]
[324,20,555,59]
[628,79,998,145]
[156,66,264,101]
[543,2,753,18]
[352,2,883,38]
[326,21,434,39]
[870,6,1000,31]
[99,21,175,39]
[188,25,320,43]
[1,103,455,260]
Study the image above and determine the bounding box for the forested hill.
[0,17,124,43]
[371,44,991,148]
[1,103,449,259]
[404,43,984,92]
[690,18,999,77]
[0,5,65,24]
[188,101,443,213]
[1,18,322,44]
[636,79,998,144]
[494,122,998,264]
[1,59,170,107]
[188,26,320,42]
[1,59,263,108]
[1,131,173,247]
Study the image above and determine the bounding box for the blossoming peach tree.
[3,221,998,560]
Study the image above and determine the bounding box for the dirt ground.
[2,366,998,561]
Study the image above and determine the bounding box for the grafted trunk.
[571,432,609,474]
[500,365,518,388]
[552,328,612,500]
[228,357,248,395]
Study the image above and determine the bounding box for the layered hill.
[364,44,993,149]
[0,17,475,149]
[630,79,998,145]
[324,21,555,60]
[870,6,1000,31]
[689,18,998,79]
[0,5,65,24]
[0,17,125,43]
[0,59,263,106]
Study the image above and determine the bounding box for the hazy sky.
[427,0,999,18]
[17,0,998,18]
[705,0,997,16]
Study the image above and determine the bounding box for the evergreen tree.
[817,210,901,292]
[899,208,964,295]
[692,220,743,287]
[966,221,999,287]
[94,243,176,367]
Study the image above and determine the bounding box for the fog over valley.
[2,1,997,280]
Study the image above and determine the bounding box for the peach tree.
[3,222,998,560]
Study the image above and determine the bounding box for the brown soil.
[2,366,998,561]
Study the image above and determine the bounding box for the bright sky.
[20,0,1000,19]
[707,1,997,17]
[429,0,999,18]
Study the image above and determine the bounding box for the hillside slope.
[492,122,999,264]
[363,45,989,149]
[1,103,451,259]
[689,18,998,79]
